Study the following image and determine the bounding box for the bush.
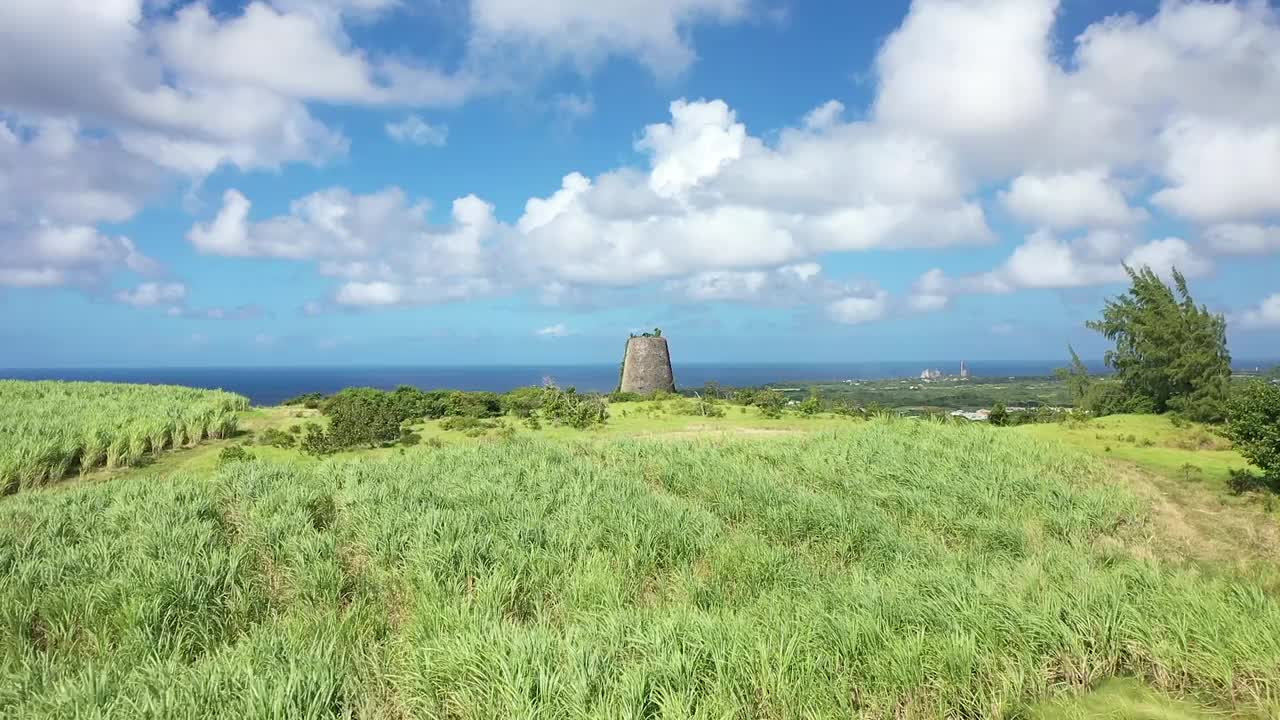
[1225,381,1280,479]
[1080,382,1131,417]
[300,423,335,456]
[606,390,644,403]
[502,387,547,417]
[754,389,786,419]
[398,429,422,447]
[324,388,401,449]
[282,392,326,409]
[258,428,296,449]
[217,446,253,466]
[440,416,493,433]
[988,403,1009,427]
[797,391,821,416]
[541,387,609,429]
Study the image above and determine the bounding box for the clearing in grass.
[3,420,1280,718]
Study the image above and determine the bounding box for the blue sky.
[1,0,1278,367]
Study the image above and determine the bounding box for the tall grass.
[2,421,1279,718]
[0,380,248,494]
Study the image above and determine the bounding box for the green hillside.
[4,419,1279,718]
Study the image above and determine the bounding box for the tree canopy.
[1086,266,1231,422]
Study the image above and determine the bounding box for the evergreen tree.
[1086,266,1231,422]
[1054,344,1092,408]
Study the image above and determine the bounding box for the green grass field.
[5,413,1280,718]
[4,382,1280,718]
[1014,415,1261,497]
[0,381,247,494]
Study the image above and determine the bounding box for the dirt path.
[1109,461,1280,578]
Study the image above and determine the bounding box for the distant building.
[920,368,943,380]
[959,361,970,380]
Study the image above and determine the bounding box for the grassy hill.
[4,418,1280,718]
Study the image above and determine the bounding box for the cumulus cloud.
[1000,169,1147,229]
[509,98,993,287]
[60,0,1280,326]
[827,291,890,325]
[114,282,187,307]
[386,115,449,146]
[0,222,160,290]
[910,230,1212,308]
[1236,294,1280,330]
[536,323,571,337]
[1205,224,1280,256]
[191,186,497,307]
[467,0,750,75]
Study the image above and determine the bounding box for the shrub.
[282,392,326,409]
[988,403,1009,426]
[217,446,253,466]
[324,388,401,449]
[1225,381,1280,479]
[444,391,503,419]
[755,389,786,419]
[440,416,491,433]
[502,387,547,417]
[1080,382,1129,417]
[541,387,608,429]
[398,429,422,447]
[300,424,335,456]
[797,391,821,416]
[258,428,296,449]
[606,390,644,403]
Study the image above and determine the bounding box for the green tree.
[324,388,401,448]
[1086,266,1231,422]
[797,390,821,416]
[1225,381,1280,478]
[988,403,1008,426]
[1054,345,1092,408]
[756,389,786,419]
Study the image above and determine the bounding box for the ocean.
[1,362,1074,406]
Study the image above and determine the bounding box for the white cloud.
[536,323,571,337]
[141,0,1279,322]
[467,0,750,75]
[509,98,993,287]
[336,281,403,306]
[1151,120,1280,222]
[827,290,890,325]
[0,222,160,290]
[911,230,1212,308]
[1001,169,1146,229]
[667,263,869,307]
[1125,236,1212,280]
[874,0,1057,145]
[1205,224,1280,255]
[386,115,448,146]
[192,187,497,306]
[1236,294,1280,330]
[114,281,187,307]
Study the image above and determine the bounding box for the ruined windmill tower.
[619,331,676,394]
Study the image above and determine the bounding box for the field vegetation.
[4,420,1280,718]
[0,381,247,495]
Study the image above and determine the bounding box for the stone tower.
[619,335,676,394]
